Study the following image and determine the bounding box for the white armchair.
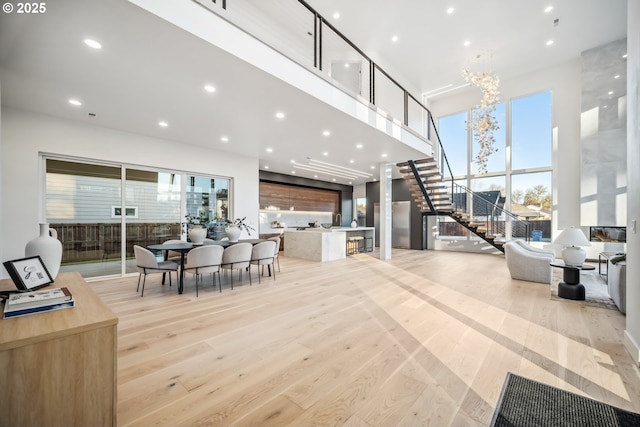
[504,240,555,284]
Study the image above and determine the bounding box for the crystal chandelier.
[462,69,500,174]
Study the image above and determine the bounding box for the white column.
[624,0,640,365]
[379,162,393,260]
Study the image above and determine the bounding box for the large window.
[45,158,231,278]
[512,92,552,170]
[511,172,552,241]
[438,112,468,177]
[437,91,552,242]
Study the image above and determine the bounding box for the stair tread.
[398,165,438,173]
[396,157,435,167]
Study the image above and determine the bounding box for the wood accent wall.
[260,182,339,212]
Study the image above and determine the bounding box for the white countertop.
[286,226,374,233]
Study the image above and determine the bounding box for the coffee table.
[550,262,596,300]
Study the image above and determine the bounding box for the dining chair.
[162,239,184,262]
[133,245,179,297]
[221,242,252,289]
[250,240,277,283]
[267,235,281,272]
[183,245,224,295]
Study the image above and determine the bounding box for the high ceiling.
[303,0,628,96]
[0,0,628,185]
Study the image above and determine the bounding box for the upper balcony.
[130,0,436,181]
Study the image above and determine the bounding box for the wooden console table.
[0,272,118,427]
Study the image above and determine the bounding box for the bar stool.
[347,236,364,255]
[363,236,374,252]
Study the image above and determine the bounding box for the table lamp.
[554,227,591,266]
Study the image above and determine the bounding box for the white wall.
[0,108,259,277]
[428,59,582,252]
[624,0,640,365]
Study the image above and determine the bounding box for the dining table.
[147,239,267,294]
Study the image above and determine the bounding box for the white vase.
[188,225,207,245]
[351,218,358,228]
[226,225,241,242]
[25,223,63,279]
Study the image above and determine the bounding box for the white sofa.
[504,240,556,284]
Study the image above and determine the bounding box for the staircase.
[397,158,532,252]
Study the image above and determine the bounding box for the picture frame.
[3,256,54,291]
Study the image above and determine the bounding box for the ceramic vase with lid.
[25,223,63,279]
[351,218,358,228]
[226,225,241,242]
[188,225,207,245]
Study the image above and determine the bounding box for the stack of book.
[3,287,75,318]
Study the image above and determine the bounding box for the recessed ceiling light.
[349,160,354,163]
[333,12,340,19]
[204,85,216,92]
[463,40,471,47]
[322,130,331,136]
[291,171,296,174]
[68,99,82,106]
[332,178,336,182]
[546,40,555,46]
[84,39,102,49]
[614,74,620,79]
[391,35,399,43]
[266,148,273,153]
[446,7,455,15]
[158,121,168,127]
[544,5,553,13]
[275,112,285,119]
[220,136,229,142]
[356,144,363,149]
[370,166,375,169]
[323,152,329,156]
[608,91,614,95]
[349,181,352,185]
[314,175,318,178]
[623,53,628,59]
[381,153,387,158]
[264,165,269,169]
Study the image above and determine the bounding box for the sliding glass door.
[46,159,124,277]
[45,158,230,279]
[122,169,182,274]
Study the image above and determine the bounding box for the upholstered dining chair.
[133,245,179,296]
[183,245,224,295]
[250,240,277,283]
[162,239,184,263]
[267,235,281,272]
[221,242,252,289]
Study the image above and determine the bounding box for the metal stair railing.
[450,183,532,245]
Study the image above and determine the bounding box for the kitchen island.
[284,227,375,262]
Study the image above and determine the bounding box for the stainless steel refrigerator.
[374,201,411,248]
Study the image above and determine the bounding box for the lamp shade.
[554,227,591,266]
[554,227,591,247]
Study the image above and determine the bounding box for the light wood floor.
[89,249,640,427]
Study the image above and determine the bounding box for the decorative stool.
[347,236,364,255]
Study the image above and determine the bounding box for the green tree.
[511,189,524,205]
